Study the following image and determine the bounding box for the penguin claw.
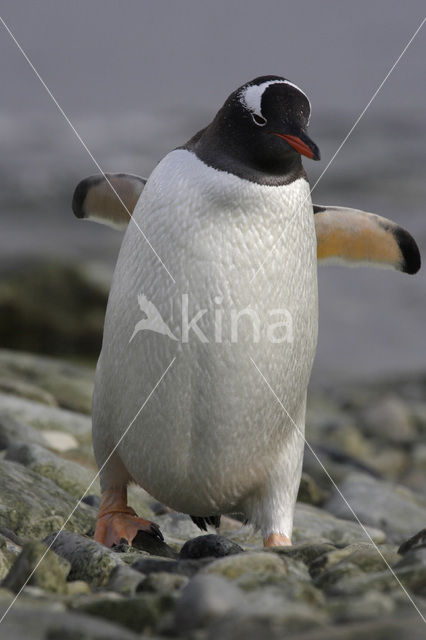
[94,510,164,548]
[149,523,164,541]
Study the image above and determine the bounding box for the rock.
[132,556,212,578]
[0,606,140,640]
[0,379,57,406]
[108,541,151,564]
[5,442,100,498]
[323,551,426,598]
[325,590,395,622]
[0,537,17,581]
[0,392,91,444]
[403,445,426,491]
[266,540,337,566]
[293,502,386,546]
[175,574,246,632]
[325,472,426,544]
[310,542,400,581]
[310,543,400,590]
[72,591,176,633]
[104,564,146,596]
[201,551,288,590]
[284,614,426,640]
[0,459,95,539]
[297,472,329,506]
[0,528,23,548]
[64,580,91,595]
[218,515,246,533]
[207,592,327,639]
[0,349,95,414]
[40,431,79,452]
[2,541,70,594]
[365,447,408,479]
[153,511,206,545]
[44,530,125,588]
[361,395,417,443]
[140,571,189,594]
[179,534,243,560]
[0,411,48,450]
[0,259,107,362]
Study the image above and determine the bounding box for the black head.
[184,75,320,186]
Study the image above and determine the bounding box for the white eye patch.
[251,113,267,126]
[239,79,311,125]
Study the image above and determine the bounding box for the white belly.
[93,149,318,515]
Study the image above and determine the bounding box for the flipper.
[72,173,146,229]
[70,176,421,276]
[314,205,421,274]
[190,515,221,531]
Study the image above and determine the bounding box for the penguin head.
[188,75,320,184]
[236,75,320,161]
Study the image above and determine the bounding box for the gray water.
[0,0,425,384]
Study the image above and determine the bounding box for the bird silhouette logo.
[129,294,178,342]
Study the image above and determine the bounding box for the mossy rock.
[201,551,288,590]
[5,442,100,498]
[71,592,176,633]
[0,459,96,539]
[2,541,70,594]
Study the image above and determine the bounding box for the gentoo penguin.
[73,76,421,549]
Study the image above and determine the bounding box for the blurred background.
[0,0,425,386]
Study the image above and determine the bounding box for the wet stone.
[132,555,212,578]
[179,534,244,560]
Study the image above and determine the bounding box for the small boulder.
[179,534,243,560]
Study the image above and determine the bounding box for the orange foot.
[263,532,292,547]
[93,487,163,548]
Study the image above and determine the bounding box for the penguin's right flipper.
[314,205,421,274]
[72,173,146,230]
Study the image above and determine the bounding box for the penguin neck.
[181,123,307,187]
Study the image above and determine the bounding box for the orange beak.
[272,132,320,160]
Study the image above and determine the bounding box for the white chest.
[100,150,318,511]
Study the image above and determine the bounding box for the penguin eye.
[251,113,267,127]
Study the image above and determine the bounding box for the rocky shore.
[0,347,425,639]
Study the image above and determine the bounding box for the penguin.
[73,76,421,549]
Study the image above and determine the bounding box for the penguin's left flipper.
[72,173,146,230]
[314,205,421,274]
